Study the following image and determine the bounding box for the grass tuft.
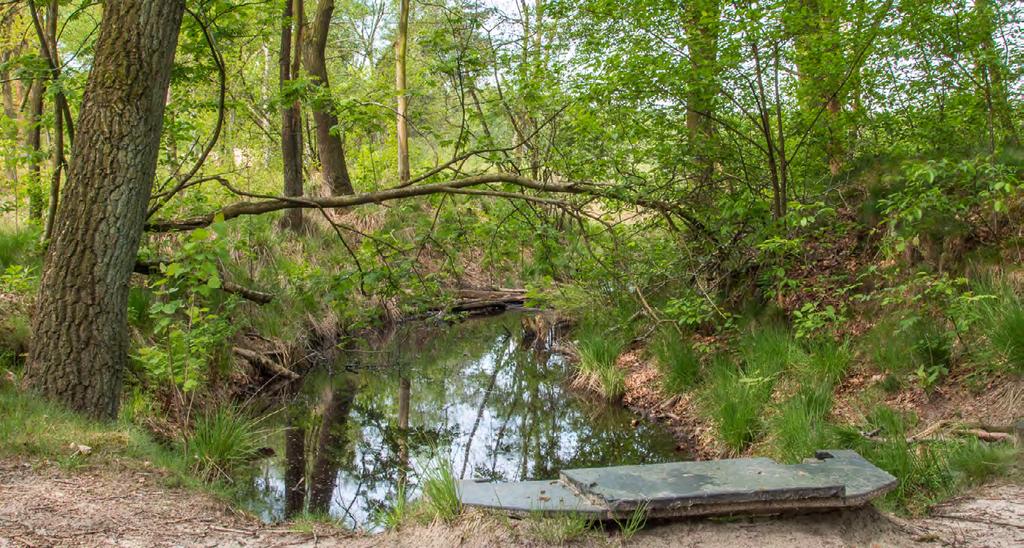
[835,405,1019,514]
[523,512,595,544]
[704,355,772,453]
[979,289,1024,373]
[185,407,267,482]
[574,318,629,401]
[650,326,701,393]
[420,459,462,522]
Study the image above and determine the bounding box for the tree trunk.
[975,0,1019,148]
[280,0,305,231]
[304,0,354,196]
[26,0,186,419]
[683,0,720,185]
[44,0,63,241]
[0,16,19,193]
[26,78,43,221]
[395,0,410,185]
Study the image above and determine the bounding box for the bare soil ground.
[2,458,1022,547]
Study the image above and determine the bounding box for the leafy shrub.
[649,326,701,393]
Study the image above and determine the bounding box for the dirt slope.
[1,459,1021,547]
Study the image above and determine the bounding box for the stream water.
[242,312,681,530]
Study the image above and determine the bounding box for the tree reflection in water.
[245,312,681,529]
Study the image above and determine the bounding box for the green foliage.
[664,290,716,329]
[613,500,649,540]
[977,287,1024,373]
[420,459,462,522]
[523,512,595,545]
[649,326,701,393]
[574,317,630,401]
[184,407,267,482]
[768,384,837,463]
[879,157,1020,259]
[704,355,772,453]
[791,301,844,339]
[133,221,239,392]
[376,481,409,530]
[0,227,40,271]
[835,406,1018,514]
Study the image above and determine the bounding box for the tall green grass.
[649,326,701,393]
[978,288,1024,373]
[704,355,774,453]
[835,406,1018,514]
[703,325,803,453]
[768,384,836,463]
[0,226,40,271]
[863,314,952,376]
[574,317,629,401]
[420,459,462,522]
[185,407,268,482]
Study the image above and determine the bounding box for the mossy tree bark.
[26,0,186,419]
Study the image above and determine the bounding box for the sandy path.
[1,459,1021,547]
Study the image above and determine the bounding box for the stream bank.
[3,457,1022,547]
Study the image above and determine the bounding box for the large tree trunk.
[304,0,354,196]
[26,0,186,419]
[395,0,410,185]
[280,0,305,230]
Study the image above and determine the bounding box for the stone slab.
[560,457,846,512]
[794,449,898,503]
[457,479,606,517]
[458,450,897,519]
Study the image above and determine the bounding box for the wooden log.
[232,347,299,380]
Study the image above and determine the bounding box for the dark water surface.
[242,312,681,530]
